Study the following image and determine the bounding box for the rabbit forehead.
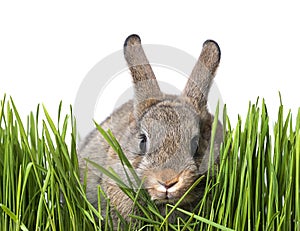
[140,99,201,130]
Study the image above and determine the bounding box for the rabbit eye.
[139,134,147,154]
[191,135,199,156]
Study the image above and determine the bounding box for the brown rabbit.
[78,34,223,224]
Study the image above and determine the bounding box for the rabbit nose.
[156,168,180,190]
[158,178,179,189]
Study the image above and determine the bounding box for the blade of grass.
[176,207,234,231]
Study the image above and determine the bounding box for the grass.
[0,94,299,230]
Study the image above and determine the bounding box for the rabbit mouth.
[148,187,197,206]
[150,192,182,204]
[146,181,196,205]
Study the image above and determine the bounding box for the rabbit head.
[117,34,222,205]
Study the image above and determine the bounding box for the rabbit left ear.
[124,34,162,117]
[182,40,221,109]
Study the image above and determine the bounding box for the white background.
[1,1,299,137]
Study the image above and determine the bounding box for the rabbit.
[78,34,223,225]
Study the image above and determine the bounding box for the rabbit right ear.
[183,40,221,110]
[124,34,162,118]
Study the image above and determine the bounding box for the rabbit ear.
[183,40,221,109]
[124,34,162,117]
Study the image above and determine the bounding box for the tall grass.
[0,95,99,230]
[0,94,299,230]
[208,99,300,231]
